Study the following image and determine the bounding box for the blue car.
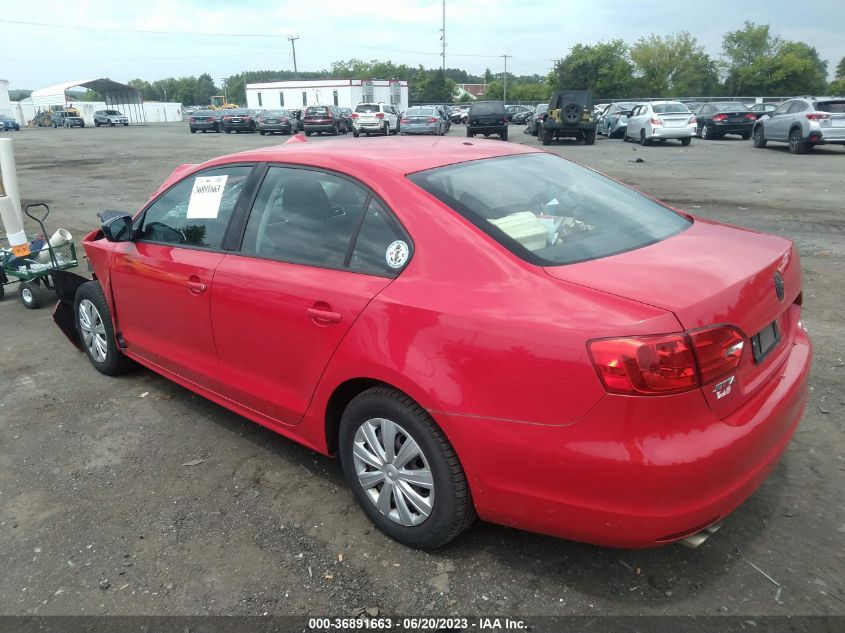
[399,106,446,135]
[0,115,20,131]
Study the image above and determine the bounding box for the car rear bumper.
[190,122,218,130]
[258,124,292,132]
[223,123,254,130]
[354,122,385,130]
[468,125,506,134]
[711,123,753,134]
[305,124,336,132]
[402,124,440,134]
[651,125,695,139]
[436,327,811,548]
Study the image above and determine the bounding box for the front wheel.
[753,126,767,148]
[339,387,475,550]
[190,128,196,134]
[75,282,133,376]
[94,120,101,127]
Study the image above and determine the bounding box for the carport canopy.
[29,78,146,124]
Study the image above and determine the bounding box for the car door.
[211,165,411,424]
[766,101,794,140]
[109,164,255,387]
[627,105,643,137]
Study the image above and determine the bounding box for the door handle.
[186,278,207,294]
[307,307,342,324]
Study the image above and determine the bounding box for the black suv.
[540,90,596,145]
[466,101,508,140]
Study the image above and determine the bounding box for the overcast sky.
[1,0,842,90]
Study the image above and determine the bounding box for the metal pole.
[502,55,511,103]
[288,36,300,77]
[440,0,446,71]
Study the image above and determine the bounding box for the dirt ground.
[0,123,843,619]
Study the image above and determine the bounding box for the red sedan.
[54,137,811,550]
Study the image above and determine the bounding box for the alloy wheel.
[352,418,434,526]
[79,299,108,363]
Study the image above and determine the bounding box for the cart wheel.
[19,281,45,309]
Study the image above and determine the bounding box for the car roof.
[204,136,542,176]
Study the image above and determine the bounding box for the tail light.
[587,326,746,395]
[806,113,830,121]
[375,113,385,119]
[426,117,438,123]
[243,116,251,121]
[743,113,756,120]
[280,117,288,123]
[257,117,265,123]
[325,111,333,119]
[189,117,195,123]
[588,334,697,395]
[650,117,663,126]
[688,116,697,125]
[350,113,358,119]
[401,118,409,123]
[223,115,232,121]
[712,114,728,122]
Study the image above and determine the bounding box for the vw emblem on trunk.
[774,271,785,302]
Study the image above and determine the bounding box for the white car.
[623,101,696,146]
[351,103,400,137]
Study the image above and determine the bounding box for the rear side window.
[137,166,253,249]
[240,167,409,276]
[409,153,690,267]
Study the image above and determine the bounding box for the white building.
[245,79,409,111]
[0,79,11,116]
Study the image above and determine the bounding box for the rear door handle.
[307,307,342,324]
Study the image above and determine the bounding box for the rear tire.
[584,129,596,145]
[741,131,751,140]
[338,386,475,550]
[353,129,360,137]
[701,124,713,140]
[190,128,196,134]
[789,128,808,154]
[259,130,265,135]
[541,127,553,146]
[500,127,508,141]
[681,137,691,146]
[75,281,133,376]
[639,129,651,146]
[466,128,473,137]
[384,123,390,136]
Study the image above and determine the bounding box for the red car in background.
[54,138,811,550]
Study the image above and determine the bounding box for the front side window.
[137,166,253,249]
[240,167,409,276]
[409,153,690,267]
[772,101,792,116]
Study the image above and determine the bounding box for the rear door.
[110,164,255,386]
[211,165,411,424]
[816,99,845,141]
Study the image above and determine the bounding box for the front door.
[110,164,254,386]
[211,166,411,424]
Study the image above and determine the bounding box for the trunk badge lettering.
[713,375,735,399]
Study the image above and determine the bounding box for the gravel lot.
[1,123,843,618]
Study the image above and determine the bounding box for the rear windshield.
[263,110,288,117]
[652,102,689,114]
[816,100,845,113]
[470,102,505,115]
[713,102,749,112]
[307,106,328,115]
[406,107,435,116]
[408,153,690,267]
[194,110,214,116]
[355,104,380,113]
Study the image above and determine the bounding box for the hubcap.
[78,299,108,362]
[352,418,434,526]
[21,288,33,302]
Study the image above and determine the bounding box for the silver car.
[94,110,129,127]
[752,97,845,154]
[399,106,446,135]
[597,102,639,138]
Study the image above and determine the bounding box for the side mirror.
[98,210,133,242]
[626,113,633,118]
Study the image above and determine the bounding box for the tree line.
[15,21,838,106]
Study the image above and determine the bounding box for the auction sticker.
[386,240,409,269]
[187,175,228,219]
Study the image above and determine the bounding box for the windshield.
[355,104,380,113]
[408,153,690,267]
[471,102,505,115]
[816,100,845,113]
[652,102,689,114]
[105,110,122,115]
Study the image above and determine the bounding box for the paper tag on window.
[187,175,228,219]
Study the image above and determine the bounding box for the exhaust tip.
[679,520,724,549]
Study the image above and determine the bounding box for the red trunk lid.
[544,218,803,419]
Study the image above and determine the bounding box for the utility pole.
[221,78,227,104]
[288,36,300,77]
[501,55,511,103]
[439,0,446,71]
